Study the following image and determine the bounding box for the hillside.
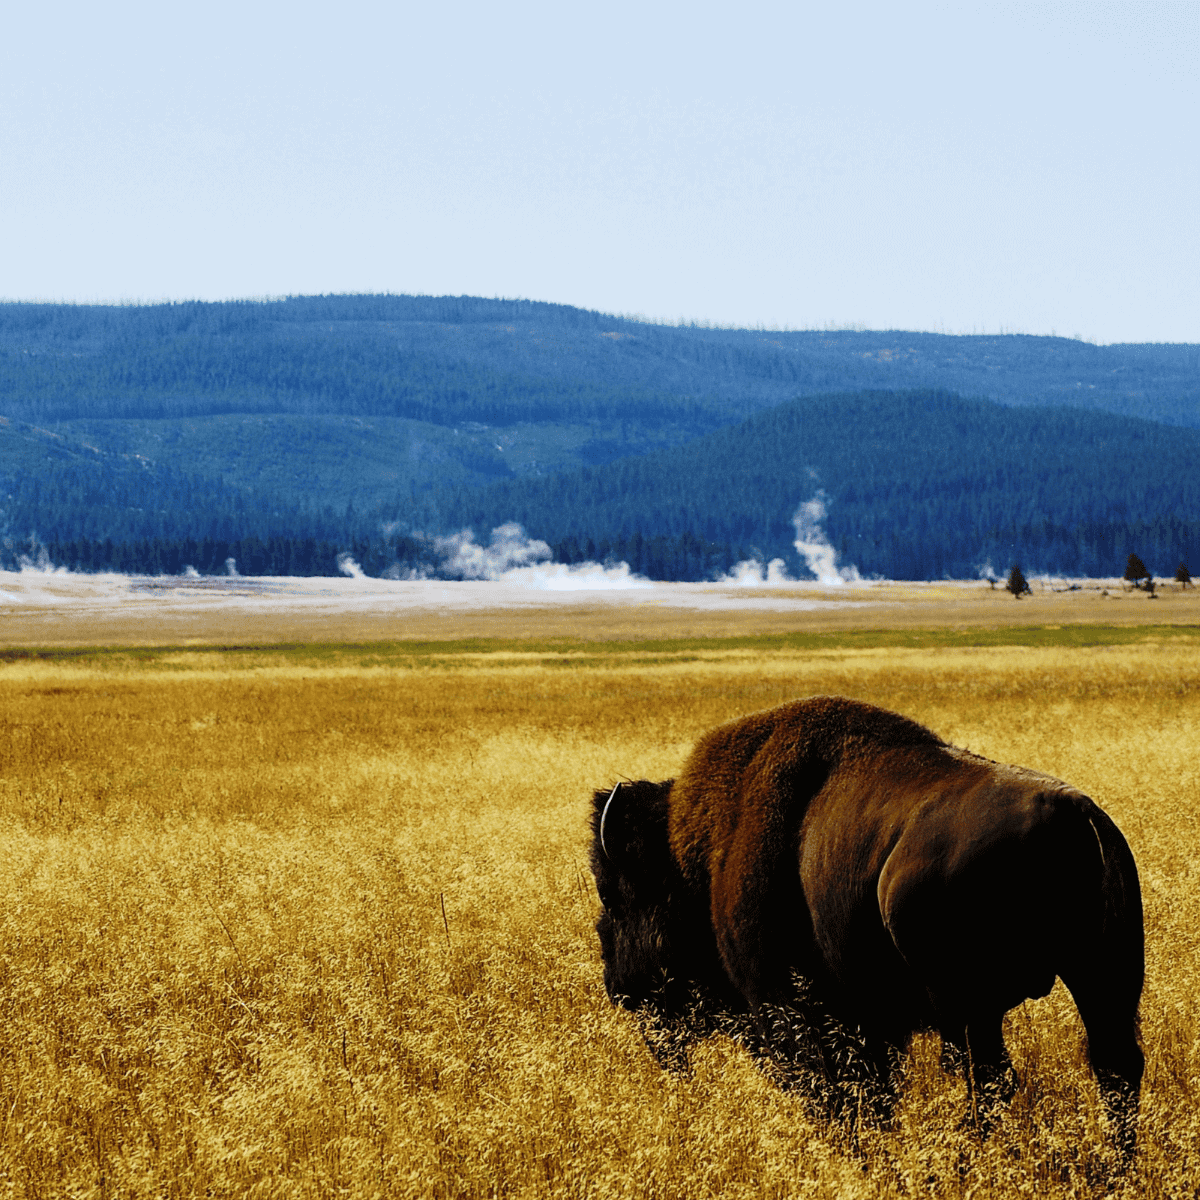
[1,296,1196,517]
[2,295,1196,580]
[17,389,1199,582]
[4,296,1197,435]
[427,390,1200,581]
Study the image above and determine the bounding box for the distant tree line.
[1,454,350,548]
[16,526,1186,587]
[35,535,349,578]
[548,531,755,581]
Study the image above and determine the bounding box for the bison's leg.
[748,986,904,1126]
[631,973,736,1076]
[854,1034,905,1125]
[1059,966,1144,1162]
[939,1011,1017,1132]
[634,1003,695,1075]
[748,994,836,1102]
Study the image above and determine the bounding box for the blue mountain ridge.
[1,295,1196,579]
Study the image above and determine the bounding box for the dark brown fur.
[590,696,1144,1154]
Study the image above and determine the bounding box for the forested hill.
[428,390,1200,581]
[3,295,1197,581]
[2,294,1197,433]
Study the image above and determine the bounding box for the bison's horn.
[599,782,622,859]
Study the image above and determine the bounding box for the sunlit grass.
[1,631,1198,1196]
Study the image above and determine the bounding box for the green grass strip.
[3,624,1199,671]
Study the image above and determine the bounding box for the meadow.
[1,627,1198,1198]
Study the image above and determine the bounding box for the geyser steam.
[792,492,861,585]
[425,523,650,589]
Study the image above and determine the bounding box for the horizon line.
[1,292,1193,348]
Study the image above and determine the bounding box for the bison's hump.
[667,696,946,878]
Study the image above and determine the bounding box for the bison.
[589,696,1144,1155]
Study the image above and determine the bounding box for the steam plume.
[792,492,861,585]
[719,558,792,585]
[337,553,365,579]
[18,544,64,574]
[427,523,650,589]
[434,522,553,579]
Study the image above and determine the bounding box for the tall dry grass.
[0,637,1197,1197]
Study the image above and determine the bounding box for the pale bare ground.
[0,571,1194,646]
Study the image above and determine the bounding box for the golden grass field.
[2,622,1199,1197]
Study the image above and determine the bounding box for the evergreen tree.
[1006,564,1030,598]
[1124,554,1149,588]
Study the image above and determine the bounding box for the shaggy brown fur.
[590,696,1144,1155]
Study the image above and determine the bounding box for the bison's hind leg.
[1059,964,1144,1163]
[844,1035,905,1127]
[939,1010,1018,1134]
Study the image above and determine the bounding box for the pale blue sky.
[2,1,1196,343]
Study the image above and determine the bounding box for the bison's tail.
[1084,803,1145,1004]
[1060,801,1144,1160]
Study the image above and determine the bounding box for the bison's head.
[588,779,688,1010]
